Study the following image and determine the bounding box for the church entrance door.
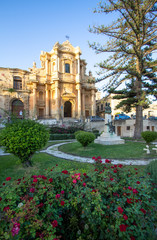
[12,99,24,118]
[64,101,72,117]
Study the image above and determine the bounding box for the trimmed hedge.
[50,134,75,140]
[76,131,96,147]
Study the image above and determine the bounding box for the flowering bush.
[0,158,156,239]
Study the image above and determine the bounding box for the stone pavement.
[0,141,156,165]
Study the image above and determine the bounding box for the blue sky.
[0,0,110,77]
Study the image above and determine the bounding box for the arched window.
[65,63,70,73]
[13,76,22,90]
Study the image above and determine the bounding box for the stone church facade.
[0,41,97,120]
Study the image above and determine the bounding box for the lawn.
[0,140,147,183]
[59,141,157,159]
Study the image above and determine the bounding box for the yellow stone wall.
[0,41,97,120]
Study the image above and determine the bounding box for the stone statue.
[105,102,111,114]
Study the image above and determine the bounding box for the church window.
[101,104,103,110]
[13,76,22,90]
[65,63,70,73]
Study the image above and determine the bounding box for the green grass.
[0,152,93,183]
[59,141,157,159]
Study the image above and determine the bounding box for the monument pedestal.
[94,124,125,145]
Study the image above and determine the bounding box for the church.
[0,41,97,120]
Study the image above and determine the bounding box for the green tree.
[89,0,157,139]
[0,119,49,167]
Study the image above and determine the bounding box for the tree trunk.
[134,105,143,139]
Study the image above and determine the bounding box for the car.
[115,114,131,120]
[148,116,157,120]
[87,116,105,122]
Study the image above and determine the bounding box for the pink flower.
[33,178,38,183]
[61,190,64,194]
[52,220,58,228]
[117,206,123,214]
[11,222,20,236]
[55,194,60,199]
[32,175,37,178]
[6,177,11,181]
[128,186,132,190]
[30,188,35,193]
[83,183,86,187]
[73,179,77,184]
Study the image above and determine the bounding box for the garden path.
[40,141,157,166]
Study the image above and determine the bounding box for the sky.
[0,0,109,77]
[0,0,156,96]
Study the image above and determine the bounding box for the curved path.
[40,141,157,166]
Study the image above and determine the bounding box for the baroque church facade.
[0,41,97,120]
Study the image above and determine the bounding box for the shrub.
[74,130,84,138]
[50,125,84,135]
[146,160,157,185]
[141,131,157,144]
[50,133,75,140]
[0,158,156,239]
[76,131,95,147]
[0,119,49,167]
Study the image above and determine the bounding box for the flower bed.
[0,158,156,239]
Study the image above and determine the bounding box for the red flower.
[61,190,64,194]
[105,159,111,163]
[33,178,38,183]
[136,181,140,184]
[73,179,77,184]
[128,186,132,190]
[119,224,127,232]
[110,178,114,181]
[62,170,68,174]
[130,237,135,240]
[3,206,10,212]
[83,183,86,187]
[92,156,96,160]
[32,175,37,178]
[83,173,87,176]
[2,183,5,186]
[140,208,146,214]
[117,206,123,214]
[49,178,53,183]
[6,177,11,181]
[61,201,65,206]
[133,189,138,194]
[127,198,132,204]
[118,164,123,168]
[42,175,47,180]
[37,203,44,208]
[52,220,58,228]
[123,214,128,220]
[114,170,117,173]
[55,194,60,199]
[0,197,2,201]
[30,188,35,193]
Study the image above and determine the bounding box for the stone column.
[45,84,49,118]
[46,60,49,75]
[77,83,81,118]
[50,89,53,117]
[82,89,85,118]
[33,83,37,119]
[91,89,96,116]
[55,81,60,120]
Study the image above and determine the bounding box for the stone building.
[0,41,96,120]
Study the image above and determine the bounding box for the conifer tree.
[89,0,157,139]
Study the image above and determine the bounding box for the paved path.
[40,141,157,166]
[0,141,156,165]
